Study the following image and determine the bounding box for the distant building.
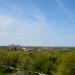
[21,47,28,51]
[8,44,21,51]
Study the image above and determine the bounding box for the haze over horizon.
[0,0,75,46]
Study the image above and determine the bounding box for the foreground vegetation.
[0,48,75,75]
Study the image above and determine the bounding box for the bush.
[56,51,75,75]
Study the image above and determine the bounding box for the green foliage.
[0,48,75,75]
[56,51,75,75]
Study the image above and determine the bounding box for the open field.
[0,48,75,75]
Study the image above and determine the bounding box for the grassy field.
[0,48,75,75]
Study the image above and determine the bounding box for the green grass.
[0,71,5,75]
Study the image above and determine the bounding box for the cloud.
[56,0,75,24]
[0,16,13,29]
[0,32,9,36]
[0,4,52,37]
[1,1,53,33]
[0,0,72,46]
[0,5,55,46]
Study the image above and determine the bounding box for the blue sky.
[0,0,75,46]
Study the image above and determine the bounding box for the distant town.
[0,44,75,51]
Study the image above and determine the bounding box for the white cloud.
[0,32,9,36]
[0,16,13,29]
[56,0,75,24]
[0,1,62,46]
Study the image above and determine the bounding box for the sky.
[0,0,75,46]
